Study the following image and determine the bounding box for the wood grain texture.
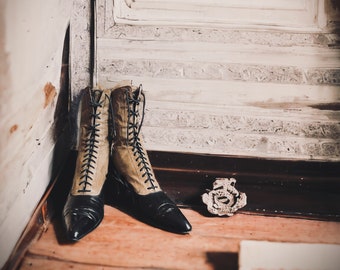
[19,206,340,270]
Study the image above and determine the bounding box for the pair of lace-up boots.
[63,81,192,241]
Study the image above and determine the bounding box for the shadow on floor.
[206,251,238,270]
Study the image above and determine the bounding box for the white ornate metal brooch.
[202,177,247,216]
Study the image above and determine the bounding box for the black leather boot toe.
[136,192,192,234]
[63,195,104,241]
[109,165,192,234]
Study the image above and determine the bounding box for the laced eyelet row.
[126,86,158,191]
[78,90,104,193]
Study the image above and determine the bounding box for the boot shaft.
[71,88,111,196]
[109,84,144,146]
[110,82,161,195]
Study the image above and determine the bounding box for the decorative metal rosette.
[202,178,247,216]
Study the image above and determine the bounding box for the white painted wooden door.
[95,0,340,161]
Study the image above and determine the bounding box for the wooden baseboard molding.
[148,151,340,221]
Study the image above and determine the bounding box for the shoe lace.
[78,90,104,193]
[126,85,158,191]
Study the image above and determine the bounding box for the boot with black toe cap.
[109,81,192,234]
[63,88,111,241]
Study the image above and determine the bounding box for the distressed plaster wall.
[0,0,71,267]
[96,0,340,161]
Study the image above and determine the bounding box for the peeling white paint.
[96,0,340,161]
[0,0,71,268]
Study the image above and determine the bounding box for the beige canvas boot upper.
[71,88,111,196]
[110,82,161,195]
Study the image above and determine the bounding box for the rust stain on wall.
[9,124,18,134]
[43,82,56,108]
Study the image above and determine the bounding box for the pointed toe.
[136,192,192,234]
[155,202,192,233]
[63,195,104,241]
[64,211,100,241]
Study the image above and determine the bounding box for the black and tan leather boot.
[63,88,111,241]
[109,81,192,234]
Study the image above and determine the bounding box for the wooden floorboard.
[18,206,340,270]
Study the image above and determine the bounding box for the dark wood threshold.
[148,151,340,221]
